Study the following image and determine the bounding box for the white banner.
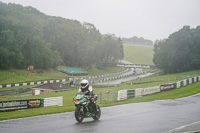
[15,84,20,87]
[62,79,66,82]
[189,78,192,84]
[183,79,187,86]
[194,77,197,82]
[30,82,35,85]
[117,90,128,101]
[6,84,11,87]
[142,86,160,96]
[177,81,181,88]
[23,83,27,86]
[135,88,143,97]
[44,96,63,107]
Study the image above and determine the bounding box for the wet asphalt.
[0,93,200,133]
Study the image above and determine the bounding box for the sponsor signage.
[160,84,174,91]
[28,100,42,108]
[105,90,110,94]
[0,100,28,112]
[135,88,143,97]
[141,86,160,95]
[0,99,43,112]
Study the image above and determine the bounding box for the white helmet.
[80,79,89,89]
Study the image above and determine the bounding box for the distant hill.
[122,36,153,45]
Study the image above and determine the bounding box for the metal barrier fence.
[100,89,117,103]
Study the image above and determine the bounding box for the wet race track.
[1,93,200,133]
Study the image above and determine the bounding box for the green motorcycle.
[73,92,101,122]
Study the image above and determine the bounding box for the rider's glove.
[89,95,94,102]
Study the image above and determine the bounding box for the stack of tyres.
[127,89,135,99]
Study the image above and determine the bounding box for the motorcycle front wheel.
[93,105,101,120]
[75,107,84,122]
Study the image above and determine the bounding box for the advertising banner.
[0,100,28,112]
[135,88,143,97]
[142,86,160,96]
[117,90,128,101]
[44,96,63,107]
[160,84,174,91]
[105,90,110,94]
[0,99,43,112]
[127,89,135,98]
[28,99,44,108]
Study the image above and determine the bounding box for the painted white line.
[164,121,200,133]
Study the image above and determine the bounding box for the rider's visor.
[81,83,87,87]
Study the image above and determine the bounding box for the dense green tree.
[0,2,124,69]
[122,36,153,45]
[0,30,23,68]
[153,26,200,73]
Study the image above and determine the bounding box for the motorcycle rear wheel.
[75,107,84,122]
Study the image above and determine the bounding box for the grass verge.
[0,81,200,121]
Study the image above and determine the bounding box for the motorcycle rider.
[77,79,97,112]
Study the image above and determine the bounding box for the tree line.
[0,2,124,69]
[153,26,200,73]
[122,36,153,45]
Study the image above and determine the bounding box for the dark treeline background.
[153,26,200,73]
[122,36,153,45]
[0,2,124,69]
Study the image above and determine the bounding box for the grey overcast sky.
[1,0,200,41]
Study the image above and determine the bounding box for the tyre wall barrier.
[142,86,160,96]
[118,86,160,101]
[172,76,199,90]
[118,76,199,101]
[0,69,131,88]
[117,89,135,101]
[117,90,128,101]
[69,68,135,85]
[0,79,67,89]
[160,84,174,91]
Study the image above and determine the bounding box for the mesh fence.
[100,89,117,103]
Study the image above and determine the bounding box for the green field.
[123,44,154,65]
[0,67,125,85]
[0,69,200,120]
[0,69,69,85]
